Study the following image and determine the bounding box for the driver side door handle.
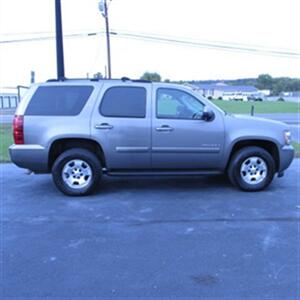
[156,125,174,132]
[95,123,114,130]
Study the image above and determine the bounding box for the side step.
[104,170,223,177]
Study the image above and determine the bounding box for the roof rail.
[121,77,151,83]
[132,79,152,83]
[47,77,103,82]
[47,78,66,82]
[46,77,152,83]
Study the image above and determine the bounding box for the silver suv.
[9,78,294,196]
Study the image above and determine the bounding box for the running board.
[105,170,223,177]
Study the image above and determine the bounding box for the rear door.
[91,82,152,170]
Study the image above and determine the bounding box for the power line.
[2,28,298,52]
[0,32,104,43]
[1,30,299,59]
[114,32,300,59]
[2,29,297,52]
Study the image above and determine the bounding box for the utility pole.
[30,71,35,84]
[55,0,65,80]
[99,0,112,79]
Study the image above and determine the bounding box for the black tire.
[52,148,102,196]
[227,146,275,191]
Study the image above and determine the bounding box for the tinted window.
[100,87,146,118]
[157,88,204,119]
[25,86,94,116]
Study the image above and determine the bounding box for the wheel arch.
[226,139,280,172]
[48,138,106,171]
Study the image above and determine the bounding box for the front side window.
[25,86,94,116]
[156,88,205,119]
[100,87,146,118]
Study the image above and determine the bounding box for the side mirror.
[202,107,215,122]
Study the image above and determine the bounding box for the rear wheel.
[52,148,102,196]
[227,146,275,191]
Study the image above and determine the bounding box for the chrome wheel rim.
[240,156,268,185]
[62,159,92,189]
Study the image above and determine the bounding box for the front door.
[151,87,224,169]
[91,83,152,170]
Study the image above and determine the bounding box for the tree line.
[254,74,300,95]
[140,72,300,95]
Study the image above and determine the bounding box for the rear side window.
[25,86,94,116]
[100,87,146,118]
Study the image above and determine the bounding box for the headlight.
[284,130,291,145]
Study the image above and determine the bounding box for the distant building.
[187,82,265,101]
[0,92,19,109]
[0,86,29,109]
[259,90,271,96]
[280,91,300,97]
[278,91,300,103]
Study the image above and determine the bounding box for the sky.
[0,0,299,87]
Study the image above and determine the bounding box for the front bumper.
[278,144,294,173]
[9,144,49,173]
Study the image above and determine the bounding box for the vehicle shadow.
[95,174,232,195]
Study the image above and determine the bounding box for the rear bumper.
[278,145,294,173]
[9,144,49,173]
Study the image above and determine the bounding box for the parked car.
[9,78,294,196]
[247,96,263,102]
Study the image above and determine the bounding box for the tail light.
[13,115,24,144]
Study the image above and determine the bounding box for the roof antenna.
[55,0,65,80]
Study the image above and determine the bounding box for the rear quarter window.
[25,86,94,116]
[99,87,146,118]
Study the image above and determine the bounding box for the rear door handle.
[95,123,114,130]
[156,125,174,132]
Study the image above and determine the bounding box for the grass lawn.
[211,100,299,114]
[292,142,300,158]
[0,124,13,162]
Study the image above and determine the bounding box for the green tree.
[269,77,300,95]
[256,74,273,90]
[93,72,103,79]
[140,72,161,82]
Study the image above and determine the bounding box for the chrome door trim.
[116,146,150,153]
[151,146,221,153]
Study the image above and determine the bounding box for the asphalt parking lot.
[2,161,300,299]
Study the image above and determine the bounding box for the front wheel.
[52,148,102,196]
[227,146,275,191]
